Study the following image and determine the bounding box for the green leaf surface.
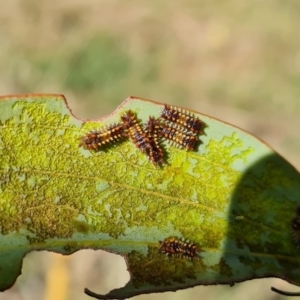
[0,94,299,299]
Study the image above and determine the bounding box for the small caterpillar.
[121,111,165,166]
[159,236,200,259]
[148,142,165,167]
[145,117,162,137]
[121,110,153,153]
[159,123,199,151]
[161,104,205,134]
[145,117,165,166]
[80,123,126,150]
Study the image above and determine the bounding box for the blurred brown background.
[1,0,300,299]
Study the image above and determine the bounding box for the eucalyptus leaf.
[0,94,299,299]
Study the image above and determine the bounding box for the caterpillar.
[145,117,162,137]
[159,123,199,151]
[121,111,165,166]
[148,142,165,167]
[80,123,126,150]
[159,236,200,259]
[161,104,205,134]
[121,110,153,153]
[145,117,165,166]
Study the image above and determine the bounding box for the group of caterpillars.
[80,104,206,166]
[159,236,201,260]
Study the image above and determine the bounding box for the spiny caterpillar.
[121,110,165,166]
[148,141,165,167]
[145,117,165,166]
[145,116,162,137]
[159,123,199,151]
[121,110,153,153]
[146,116,199,150]
[80,123,126,150]
[159,236,200,259]
[161,104,205,134]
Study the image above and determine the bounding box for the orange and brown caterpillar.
[80,123,127,150]
[122,111,165,166]
[145,117,165,166]
[145,116,163,137]
[161,104,205,134]
[159,236,200,259]
[159,123,199,151]
[121,110,153,153]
